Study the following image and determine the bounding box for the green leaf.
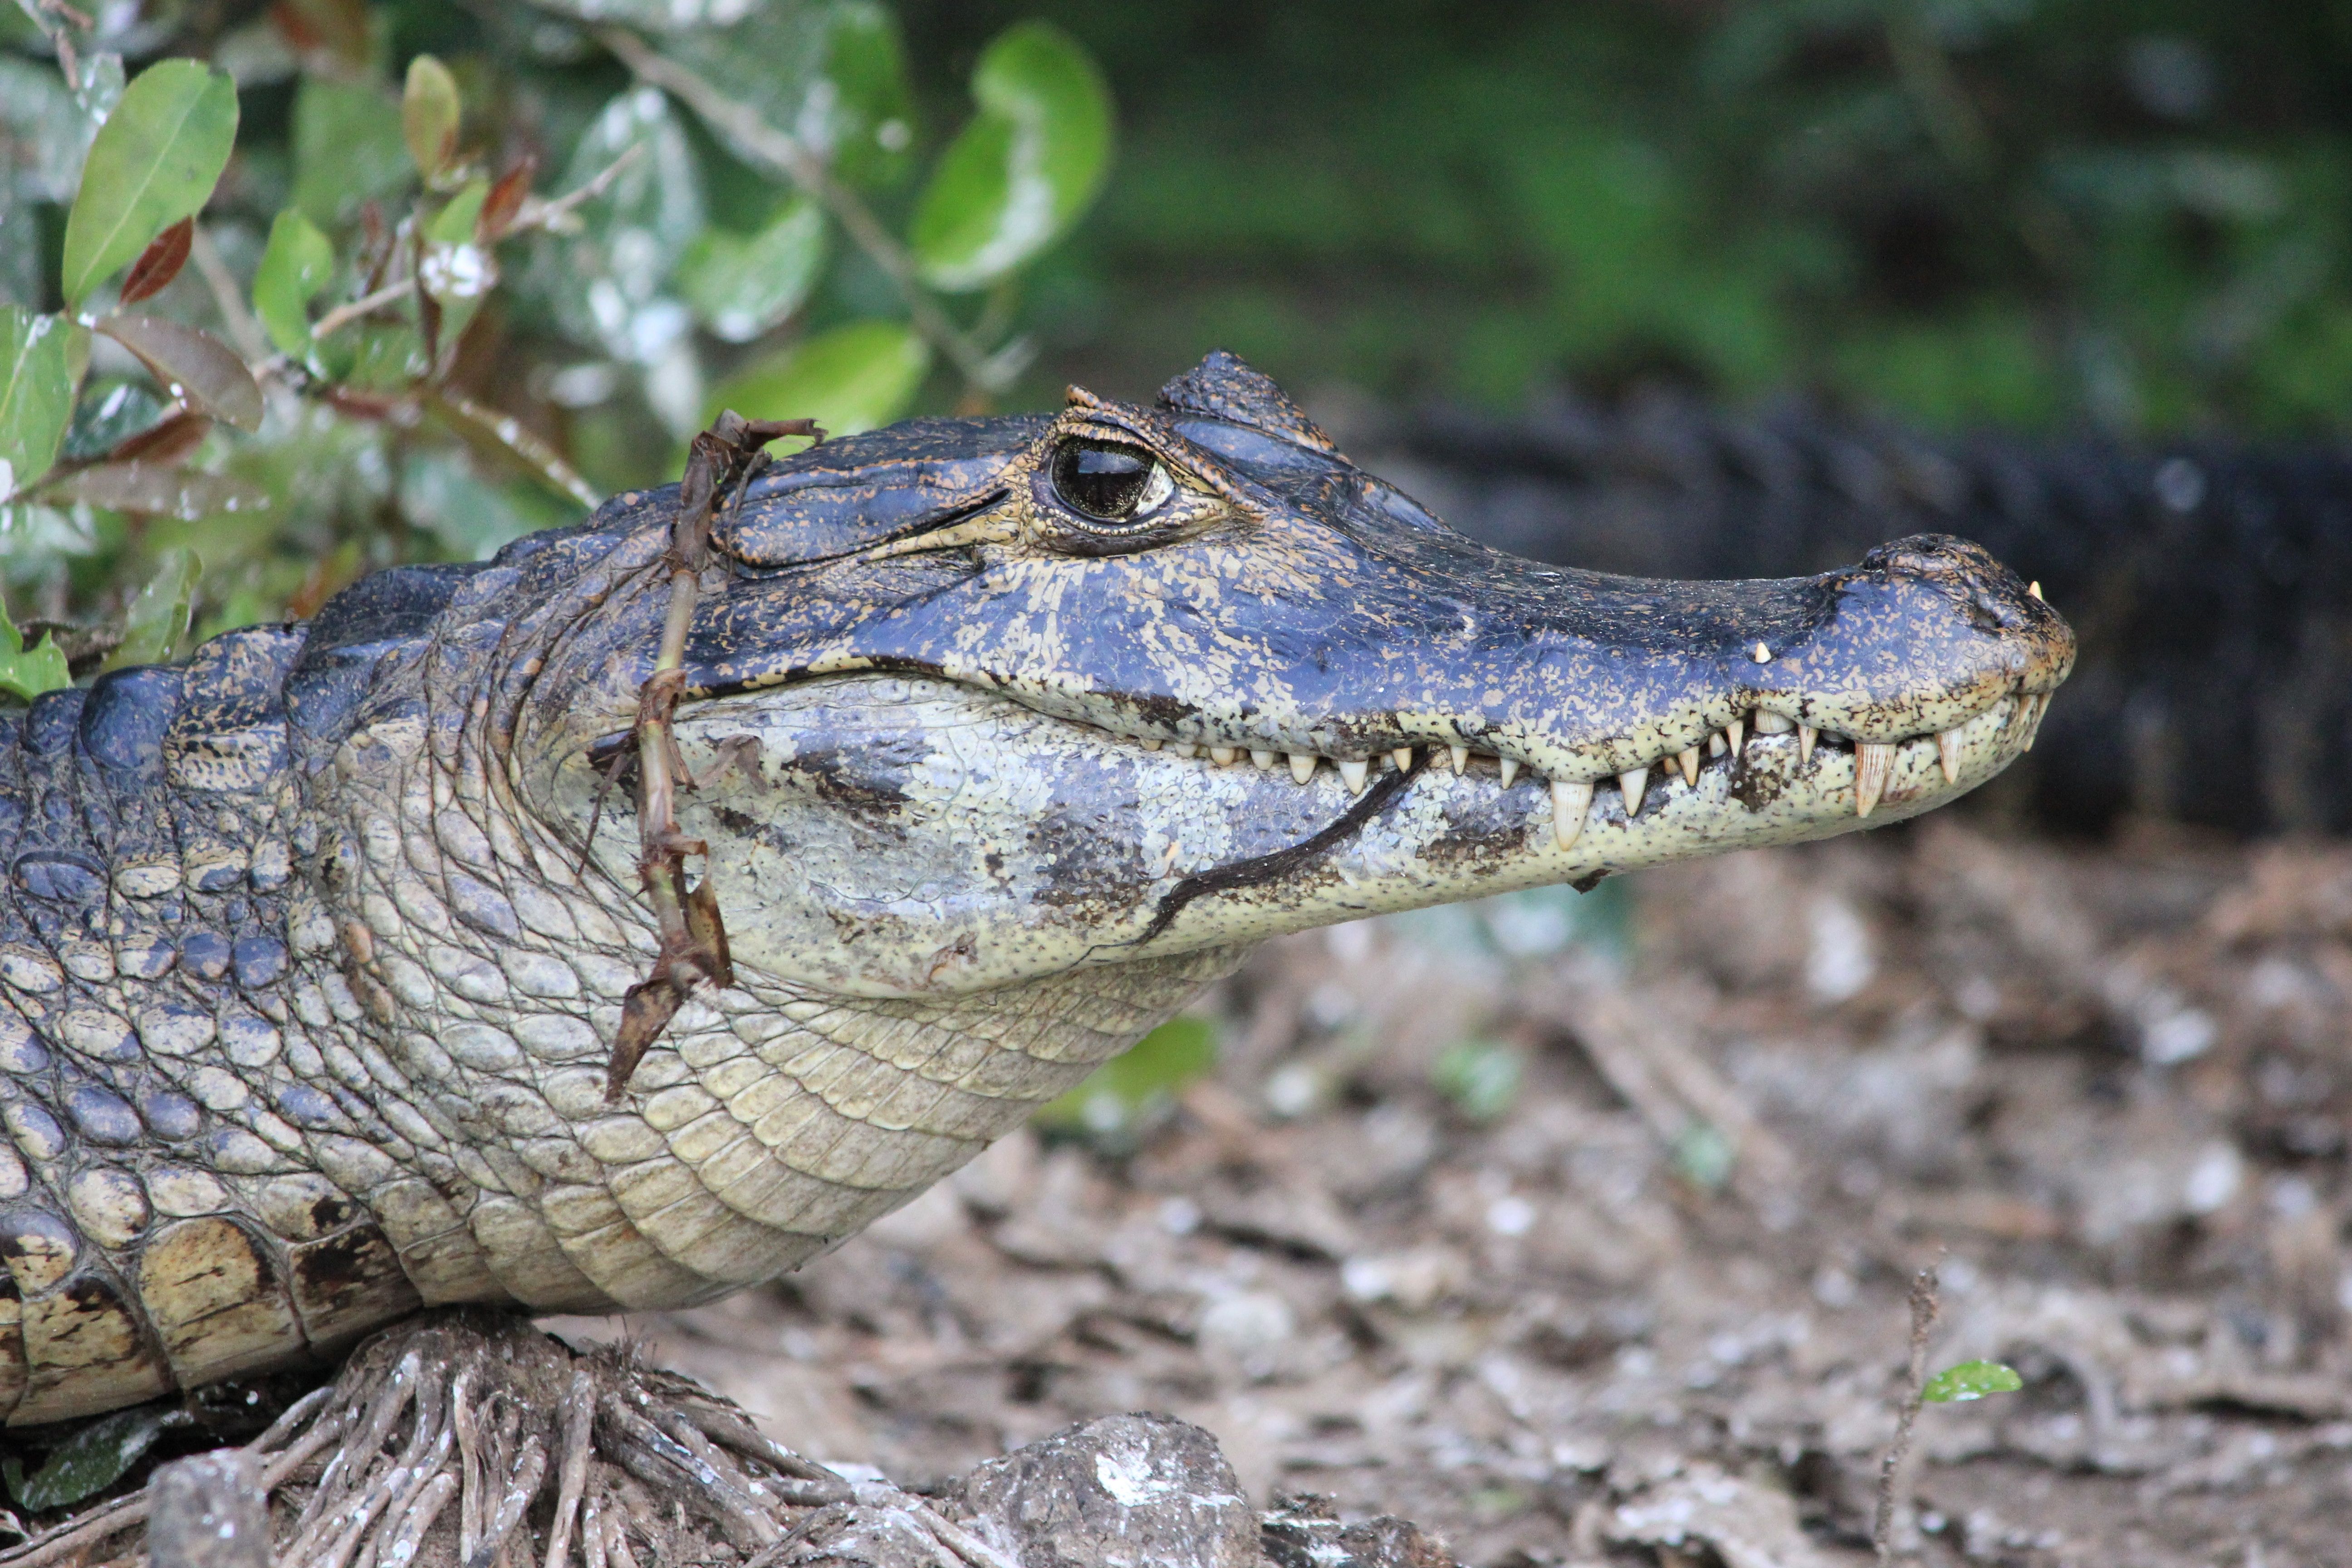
[427,180,490,247]
[402,54,462,181]
[652,2,915,190]
[59,60,240,308]
[539,88,704,368]
[1034,1015,1218,1142]
[49,464,269,524]
[104,546,202,671]
[0,309,77,502]
[704,320,929,438]
[677,196,827,343]
[0,598,70,704]
[910,22,1112,292]
[95,315,263,432]
[1,1404,189,1510]
[292,78,413,228]
[252,209,335,359]
[1922,1360,2025,1404]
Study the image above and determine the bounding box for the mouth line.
[1023,686,2053,845]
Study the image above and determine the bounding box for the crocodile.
[0,353,2071,1425]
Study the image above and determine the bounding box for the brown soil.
[543,817,2351,1567]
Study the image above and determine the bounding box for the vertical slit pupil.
[1054,441,1156,521]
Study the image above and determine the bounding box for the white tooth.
[1618,766,1647,814]
[1676,746,1699,787]
[1209,746,1239,766]
[1171,742,1198,759]
[1753,711,1793,734]
[1551,779,1593,850]
[1726,717,1744,755]
[1139,737,1163,751]
[1392,746,1416,773]
[1708,731,1726,758]
[1338,758,1369,794]
[2029,580,2043,601]
[1289,753,1317,784]
[1854,740,1894,817]
[1798,725,1817,764]
[1499,758,1520,789]
[1751,641,1772,663]
[1449,744,1469,774]
[1936,727,1962,784]
[1251,749,1276,770]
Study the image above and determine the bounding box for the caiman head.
[315,351,2068,1308]
[505,352,2072,1003]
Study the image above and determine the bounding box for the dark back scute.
[78,667,185,774]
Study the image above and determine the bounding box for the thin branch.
[313,279,417,342]
[1873,1265,1944,1563]
[594,26,1028,397]
[189,223,273,367]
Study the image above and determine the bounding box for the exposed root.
[0,1311,1009,1568]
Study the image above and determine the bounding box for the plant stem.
[594,26,1027,398]
[427,390,603,510]
[1873,1265,1944,1563]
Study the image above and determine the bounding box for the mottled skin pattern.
[0,355,2072,1424]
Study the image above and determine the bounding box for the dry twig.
[1874,1265,1944,1563]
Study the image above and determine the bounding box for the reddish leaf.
[105,411,211,467]
[269,0,369,69]
[95,314,263,431]
[479,155,537,242]
[118,218,193,307]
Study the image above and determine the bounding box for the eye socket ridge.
[1049,437,1176,527]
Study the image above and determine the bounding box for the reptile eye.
[1050,439,1174,525]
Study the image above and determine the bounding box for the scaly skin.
[0,356,2072,1422]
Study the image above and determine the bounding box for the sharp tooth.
[1708,731,1727,758]
[1171,742,1198,759]
[1798,725,1816,763]
[1726,717,1744,755]
[1448,744,1469,774]
[1139,737,1163,751]
[1854,740,1893,817]
[1209,746,1239,766]
[1338,758,1369,794]
[1618,766,1647,814]
[1936,727,1962,784]
[1676,747,1699,786]
[1753,711,1793,734]
[1751,641,1773,663]
[1499,758,1519,789]
[1251,749,1276,769]
[1289,752,1317,784]
[2029,581,2043,600]
[1551,779,1593,850]
[1392,746,1416,773]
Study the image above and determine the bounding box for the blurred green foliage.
[904,0,2352,432]
[0,0,1110,671]
[1033,1014,1218,1148]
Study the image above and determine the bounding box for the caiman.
[0,353,2072,1424]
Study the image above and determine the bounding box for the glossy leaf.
[118,217,193,306]
[542,88,703,366]
[0,57,96,205]
[653,2,915,190]
[104,546,203,671]
[50,464,267,522]
[96,315,264,432]
[1921,1360,2025,1404]
[0,597,71,706]
[427,181,490,247]
[59,60,239,307]
[402,54,463,181]
[704,319,929,438]
[252,210,336,358]
[293,78,413,227]
[677,196,826,343]
[0,309,77,501]
[910,22,1112,292]
[0,1404,187,1509]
